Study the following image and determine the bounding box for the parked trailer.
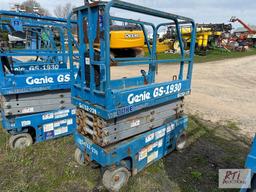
[0,11,77,149]
[68,0,195,190]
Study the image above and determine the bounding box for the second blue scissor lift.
[68,0,196,190]
[0,11,78,149]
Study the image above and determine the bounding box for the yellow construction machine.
[109,25,144,57]
[87,23,145,59]
[150,23,232,56]
[178,24,232,55]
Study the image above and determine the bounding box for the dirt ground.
[112,55,256,137]
[185,55,256,137]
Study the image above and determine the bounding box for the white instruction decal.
[54,121,60,127]
[53,119,68,127]
[147,151,159,163]
[155,128,166,140]
[42,113,54,120]
[166,124,175,133]
[158,139,163,148]
[54,126,68,136]
[71,109,76,115]
[43,123,54,132]
[145,133,155,143]
[21,120,31,127]
[147,141,159,153]
[131,120,140,128]
[147,144,153,153]
[138,148,148,161]
[55,113,69,119]
[22,107,34,113]
[67,118,73,125]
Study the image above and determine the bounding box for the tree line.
[16,0,73,18]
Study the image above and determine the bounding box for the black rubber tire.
[102,167,130,191]
[74,148,87,166]
[9,133,33,149]
[172,38,187,52]
[176,132,187,151]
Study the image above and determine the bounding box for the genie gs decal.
[25,74,70,85]
[127,83,182,105]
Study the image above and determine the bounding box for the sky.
[1,0,255,28]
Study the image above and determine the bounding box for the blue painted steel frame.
[0,11,77,95]
[2,108,76,143]
[246,136,256,174]
[75,115,188,173]
[0,11,78,143]
[68,0,196,120]
[240,136,256,191]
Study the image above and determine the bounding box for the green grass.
[156,48,256,63]
[190,171,202,180]
[0,116,251,192]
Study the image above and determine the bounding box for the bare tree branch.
[20,0,50,16]
[54,3,73,19]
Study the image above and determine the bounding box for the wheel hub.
[176,133,187,150]
[114,174,120,182]
[15,137,29,148]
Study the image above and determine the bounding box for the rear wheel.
[102,167,130,191]
[74,148,87,166]
[176,133,187,151]
[9,133,33,149]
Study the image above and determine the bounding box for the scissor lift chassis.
[75,116,187,191]
[0,86,76,147]
[2,108,76,143]
[0,91,76,146]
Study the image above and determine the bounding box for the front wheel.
[9,133,33,149]
[102,167,131,191]
[176,132,187,151]
[74,148,88,166]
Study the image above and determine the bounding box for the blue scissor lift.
[68,1,196,190]
[0,11,77,149]
[241,136,256,191]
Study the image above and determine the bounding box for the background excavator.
[82,5,145,61]
[109,24,145,58]
[83,21,145,64]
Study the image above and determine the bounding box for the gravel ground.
[185,55,256,137]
